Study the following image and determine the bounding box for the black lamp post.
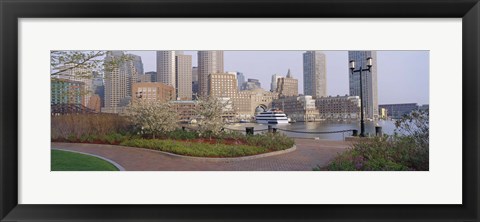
[349,57,373,137]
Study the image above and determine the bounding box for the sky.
[129,51,429,105]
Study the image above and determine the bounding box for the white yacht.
[255,109,289,124]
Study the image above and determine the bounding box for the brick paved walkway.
[51,139,350,171]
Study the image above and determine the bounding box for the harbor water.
[224,120,398,141]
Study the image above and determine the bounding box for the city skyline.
[129,50,429,105]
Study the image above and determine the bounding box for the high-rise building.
[103,51,139,113]
[276,69,298,97]
[192,67,199,98]
[131,54,144,76]
[243,78,262,91]
[92,71,104,108]
[156,51,179,87]
[270,74,283,92]
[237,72,246,90]
[348,51,378,119]
[175,54,192,100]
[303,51,327,98]
[208,73,237,98]
[198,51,224,96]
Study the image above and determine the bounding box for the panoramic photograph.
[50,50,429,171]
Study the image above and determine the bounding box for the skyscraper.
[237,72,245,90]
[198,51,224,96]
[156,51,179,87]
[103,51,139,113]
[175,54,193,100]
[192,67,199,97]
[270,74,283,92]
[348,51,378,119]
[303,51,327,98]
[131,54,144,76]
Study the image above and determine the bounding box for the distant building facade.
[242,78,262,91]
[272,95,320,122]
[131,54,144,76]
[52,63,93,107]
[156,51,179,87]
[208,73,238,98]
[303,51,327,98]
[349,51,378,119]
[131,82,175,103]
[103,51,139,113]
[236,72,246,90]
[379,107,388,120]
[315,95,361,120]
[51,78,85,105]
[379,103,419,119]
[232,89,279,119]
[175,54,193,100]
[171,100,198,122]
[139,71,157,82]
[87,94,102,112]
[276,69,298,97]
[198,51,224,96]
[192,67,199,97]
[270,74,283,92]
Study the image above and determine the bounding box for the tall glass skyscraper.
[348,51,378,119]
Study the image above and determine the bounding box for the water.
[224,120,398,140]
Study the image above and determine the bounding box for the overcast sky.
[128,50,429,105]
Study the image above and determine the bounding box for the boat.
[239,119,248,123]
[254,109,289,124]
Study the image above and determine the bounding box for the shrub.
[245,132,295,151]
[322,110,429,171]
[51,114,131,140]
[164,129,199,140]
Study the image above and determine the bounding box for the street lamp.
[349,57,373,137]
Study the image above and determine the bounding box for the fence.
[180,125,383,141]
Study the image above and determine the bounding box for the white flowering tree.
[195,96,229,136]
[125,99,178,139]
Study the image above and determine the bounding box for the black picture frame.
[1,0,479,221]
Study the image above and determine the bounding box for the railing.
[180,125,384,141]
[224,126,358,140]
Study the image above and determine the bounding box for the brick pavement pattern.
[52,139,350,171]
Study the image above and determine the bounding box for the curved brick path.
[51,139,350,171]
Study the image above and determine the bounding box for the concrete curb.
[117,144,297,163]
[135,145,297,163]
[51,148,126,171]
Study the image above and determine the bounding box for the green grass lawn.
[51,150,119,171]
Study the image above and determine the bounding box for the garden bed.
[52,131,295,158]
